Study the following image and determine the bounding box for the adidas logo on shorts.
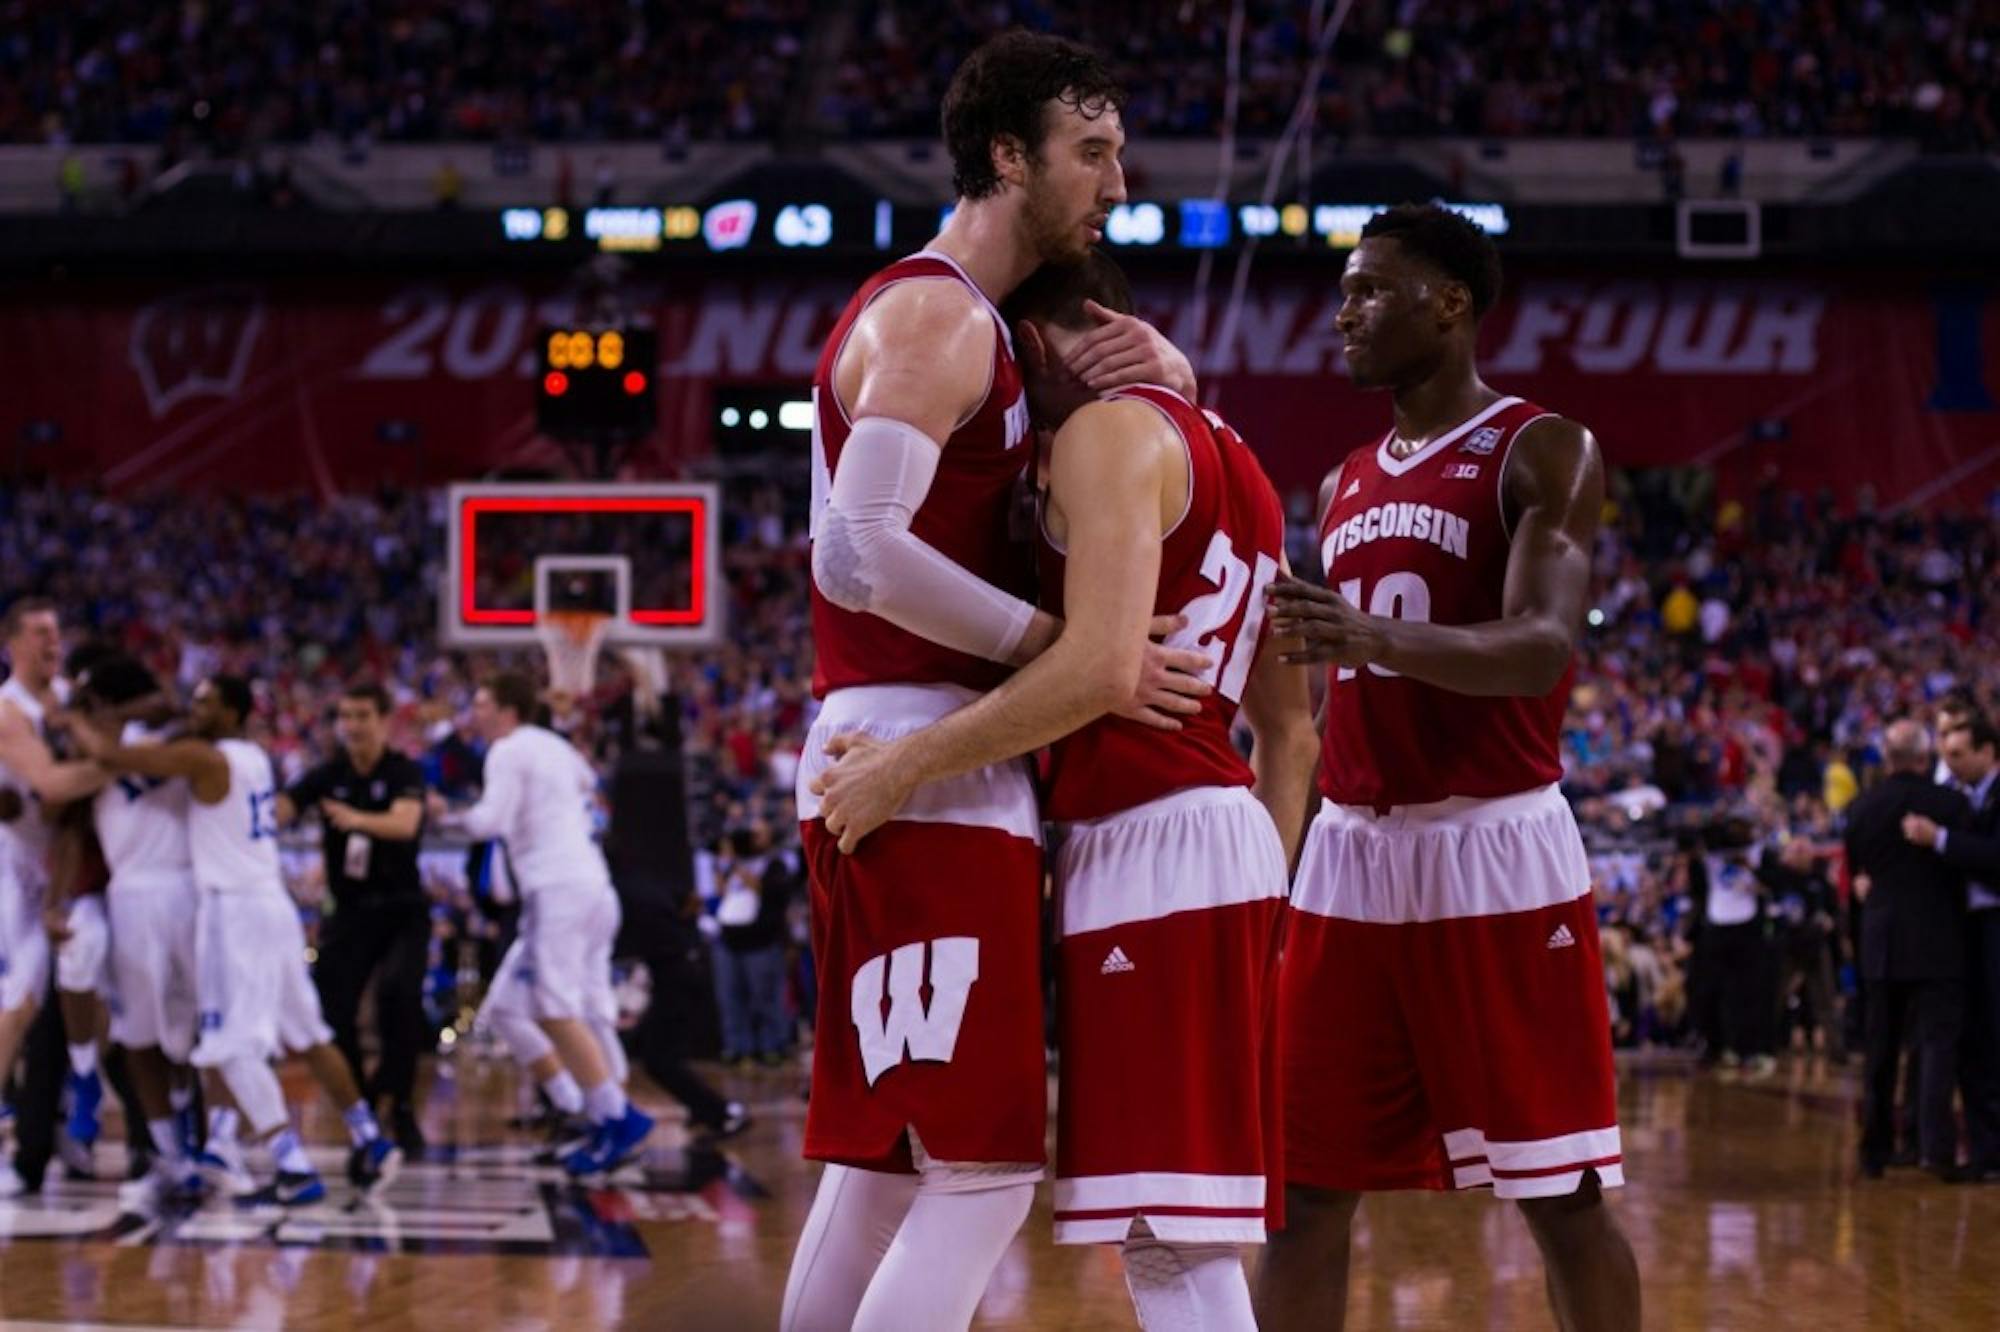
[1547,924,1577,950]
[1100,946,1136,975]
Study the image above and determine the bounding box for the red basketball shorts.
[1051,785,1288,1244]
[796,684,1047,1174]
[1280,783,1623,1200]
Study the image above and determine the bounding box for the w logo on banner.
[129,285,266,420]
[850,937,980,1087]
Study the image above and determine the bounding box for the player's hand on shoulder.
[1068,300,1196,398]
[809,731,916,855]
[1266,572,1386,668]
[1113,613,1212,732]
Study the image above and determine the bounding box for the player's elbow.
[1249,708,1318,772]
[811,504,885,614]
[1514,620,1576,696]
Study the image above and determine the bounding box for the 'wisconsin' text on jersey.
[1317,395,1572,809]
[1321,501,1472,566]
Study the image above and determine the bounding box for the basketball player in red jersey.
[813,252,1319,1328]
[1255,204,1639,1331]
[783,34,1213,1332]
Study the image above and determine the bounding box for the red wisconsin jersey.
[1038,386,1286,822]
[1317,395,1571,808]
[809,251,1035,698]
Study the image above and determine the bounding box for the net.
[536,608,613,700]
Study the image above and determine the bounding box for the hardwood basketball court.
[1,1052,1995,1329]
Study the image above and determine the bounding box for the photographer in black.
[1756,833,1847,1064]
[279,682,430,1154]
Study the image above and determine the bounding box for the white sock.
[541,1071,585,1116]
[583,1079,628,1125]
[1120,1225,1256,1331]
[68,1043,98,1078]
[589,1013,630,1086]
[170,1083,194,1114]
[148,1117,184,1164]
[342,1100,380,1147]
[850,1181,1035,1332]
[208,1105,241,1146]
[781,1164,919,1332]
[269,1128,314,1176]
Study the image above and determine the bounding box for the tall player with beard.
[1255,204,1639,1331]
[812,250,1319,1329]
[783,32,1210,1332]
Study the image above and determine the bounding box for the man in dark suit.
[1903,714,2000,1176]
[1843,718,1971,1179]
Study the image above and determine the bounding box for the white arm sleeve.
[811,415,1036,665]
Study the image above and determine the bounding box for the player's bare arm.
[1268,418,1604,696]
[1236,555,1320,871]
[66,722,230,806]
[813,398,1180,852]
[0,701,111,806]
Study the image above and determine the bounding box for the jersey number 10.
[1173,530,1280,705]
[1334,572,1434,681]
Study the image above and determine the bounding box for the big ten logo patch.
[850,937,980,1087]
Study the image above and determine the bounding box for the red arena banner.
[9,270,1997,508]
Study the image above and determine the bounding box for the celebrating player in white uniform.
[66,654,205,1204]
[442,672,651,1176]
[0,599,112,1196]
[69,675,401,1205]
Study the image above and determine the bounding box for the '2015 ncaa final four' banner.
[7,270,1997,510]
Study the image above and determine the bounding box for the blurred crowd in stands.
[6,1,1994,151]
[1560,471,1998,1067]
[5,465,1998,1067]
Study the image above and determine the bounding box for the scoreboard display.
[535,325,657,442]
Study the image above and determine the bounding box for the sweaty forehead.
[1344,237,1417,284]
[1046,96,1124,146]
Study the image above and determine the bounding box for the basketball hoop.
[537,609,613,699]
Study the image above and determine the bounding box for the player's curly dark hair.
[942,31,1124,201]
[1001,248,1133,330]
[1361,203,1503,319]
[209,674,255,725]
